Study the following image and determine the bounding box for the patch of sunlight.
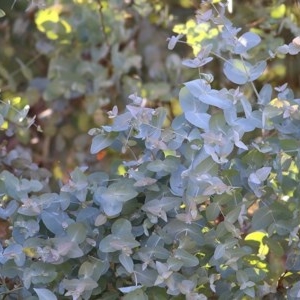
[117,164,127,176]
[271,4,286,19]
[245,231,269,258]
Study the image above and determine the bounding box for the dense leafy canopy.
[1,0,300,299]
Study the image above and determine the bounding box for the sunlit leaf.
[234,32,261,54]
[223,59,266,85]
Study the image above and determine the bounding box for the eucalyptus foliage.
[1,1,300,299]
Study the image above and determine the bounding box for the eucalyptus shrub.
[1,1,300,299]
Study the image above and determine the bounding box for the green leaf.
[134,265,157,287]
[34,288,57,300]
[0,114,4,126]
[111,219,132,236]
[163,220,204,246]
[264,238,284,257]
[286,251,300,271]
[99,219,140,252]
[174,249,199,267]
[66,223,87,243]
[206,202,220,221]
[214,244,226,260]
[23,262,57,289]
[252,206,274,230]
[167,256,183,271]
[15,58,33,81]
[62,278,98,295]
[119,253,134,273]
[279,139,300,152]
[0,9,5,18]
[102,181,138,203]
[79,261,94,278]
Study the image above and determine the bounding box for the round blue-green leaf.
[223,59,249,85]
[98,195,123,216]
[111,218,133,236]
[77,207,99,223]
[41,211,72,234]
[174,249,199,267]
[66,222,87,243]
[234,32,261,54]
[224,59,266,85]
[79,261,94,278]
[185,112,210,130]
[102,181,138,203]
[249,61,267,81]
[99,235,139,253]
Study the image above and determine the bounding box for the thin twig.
[96,0,110,47]
[10,53,42,78]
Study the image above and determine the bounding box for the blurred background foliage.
[0,0,299,182]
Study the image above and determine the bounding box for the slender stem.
[96,0,110,47]
[10,53,42,78]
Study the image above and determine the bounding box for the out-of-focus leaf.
[206,202,221,221]
[288,281,300,298]
[167,34,183,50]
[258,84,272,105]
[234,32,261,54]
[15,58,33,81]
[34,288,57,300]
[0,200,18,219]
[252,206,274,230]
